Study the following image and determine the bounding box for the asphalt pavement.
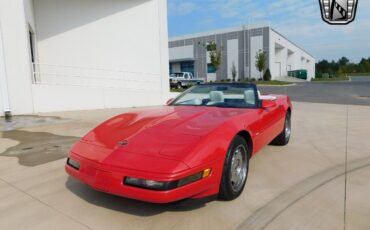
[258,76,370,106]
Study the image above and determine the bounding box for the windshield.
[171,84,258,108]
[170,73,184,78]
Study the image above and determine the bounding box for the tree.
[316,56,370,76]
[338,57,350,66]
[231,62,237,82]
[206,41,223,73]
[263,68,272,81]
[255,49,267,80]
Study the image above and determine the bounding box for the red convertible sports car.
[66,83,292,203]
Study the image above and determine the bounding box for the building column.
[0,0,35,115]
[0,24,10,115]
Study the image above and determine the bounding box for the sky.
[167,0,370,63]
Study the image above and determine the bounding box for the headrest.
[244,90,256,104]
[209,91,224,102]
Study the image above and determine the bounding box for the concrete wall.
[169,26,271,81]
[0,0,169,115]
[33,0,169,112]
[0,28,7,113]
[31,84,162,112]
[227,39,238,80]
[0,0,35,115]
[269,29,315,80]
[250,36,263,79]
[34,0,159,73]
[169,25,315,81]
[169,45,193,61]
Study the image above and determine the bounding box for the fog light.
[178,172,203,187]
[124,168,212,191]
[124,177,176,191]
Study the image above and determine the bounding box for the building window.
[180,61,194,75]
[207,64,216,73]
[29,29,35,63]
[28,25,37,83]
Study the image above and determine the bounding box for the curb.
[257,83,296,87]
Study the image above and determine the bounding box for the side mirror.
[261,100,276,109]
[166,98,174,105]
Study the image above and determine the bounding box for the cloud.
[168,0,370,62]
[168,1,196,15]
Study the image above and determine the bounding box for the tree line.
[316,57,370,77]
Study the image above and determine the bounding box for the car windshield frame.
[169,83,260,109]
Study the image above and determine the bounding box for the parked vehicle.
[169,72,204,88]
[66,83,292,203]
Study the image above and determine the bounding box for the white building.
[0,0,169,116]
[169,24,315,82]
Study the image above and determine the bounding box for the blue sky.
[167,0,370,63]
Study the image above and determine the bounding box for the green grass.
[253,80,293,86]
[312,76,349,82]
[170,88,186,93]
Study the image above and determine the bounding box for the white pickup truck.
[169,72,205,89]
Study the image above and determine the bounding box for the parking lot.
[1,79,370,230]
[259,76,370,106]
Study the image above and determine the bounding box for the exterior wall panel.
[0,0,170,115]
[169,25,315,82]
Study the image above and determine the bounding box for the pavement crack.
[237,157,370,230]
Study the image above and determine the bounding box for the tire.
[271,111,291,146]
[219,135,250,201]
[177,82,182,89]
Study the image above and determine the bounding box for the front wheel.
[271,111,291,146]
[219,135,250,201]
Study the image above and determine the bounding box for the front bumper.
[65,152,221,203]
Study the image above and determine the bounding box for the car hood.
[75,106,252,169]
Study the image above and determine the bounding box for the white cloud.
[168,1,196,15]
[168,0,370,61]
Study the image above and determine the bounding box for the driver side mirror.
[166,98,174,105]
[261,100,276,109]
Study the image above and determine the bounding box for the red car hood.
[73,106,252,170]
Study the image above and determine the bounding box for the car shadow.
[65,176,211,216]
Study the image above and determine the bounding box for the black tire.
[219,135,250,201]
[177,82,182,89]
[271,111,291,146]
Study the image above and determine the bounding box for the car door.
[259,101,285,146]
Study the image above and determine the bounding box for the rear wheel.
[271,111,291,146]
[219,135,250,201]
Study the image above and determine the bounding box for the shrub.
[263,68,272,81]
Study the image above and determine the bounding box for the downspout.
[0,24,12,120]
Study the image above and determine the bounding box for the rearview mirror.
[166,98,174,105]
[261,100,276,109]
